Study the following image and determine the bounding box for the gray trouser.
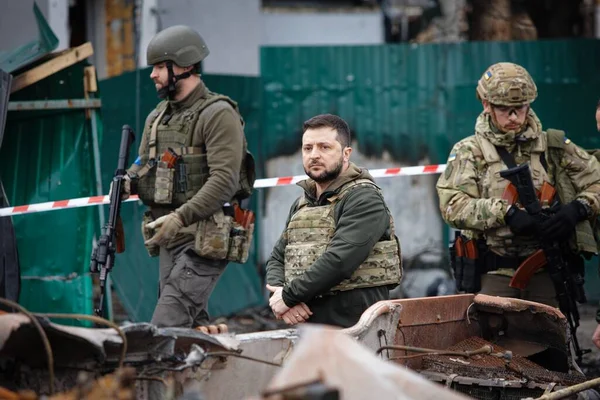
[480,272,558,308]
[150,240,228,327]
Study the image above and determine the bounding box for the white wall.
[138,0,158,68]
[156,0,263,76]
[261,11,383,46]
[155,0,384,76]
[0,0,70,54]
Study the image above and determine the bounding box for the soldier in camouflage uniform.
[122,25,254,328]
[265,114,402,328]
[592,100,600,349]
[436,62,600,307]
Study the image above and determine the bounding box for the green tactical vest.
[283,179,403,292]
[137,91,255,208]
[546,129,598,255]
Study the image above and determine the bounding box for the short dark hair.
[302,114,351,147]
[597,99,600,110]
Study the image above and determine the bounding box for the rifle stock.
[115,215,125,253]
[90,125,135,318]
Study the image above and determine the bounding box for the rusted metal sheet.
[422,336,585,387]
[473,294,568,356]
[392,294,480,370]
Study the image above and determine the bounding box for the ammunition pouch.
[154,162,175,204]
[142,210,160,257]
[450,232,487,293]
[227,221,254,264]
[194,205,255,264]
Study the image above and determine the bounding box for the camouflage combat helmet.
[476,62,537,106]
[146,25,209,67]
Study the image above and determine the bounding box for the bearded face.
[302,127,347,184]
[150,62,186,99]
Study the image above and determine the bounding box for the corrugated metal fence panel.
[1,62,98,322]
[260,39,600,302]
[97,68,159,323]
[98,69,265,322]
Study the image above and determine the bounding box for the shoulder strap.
[148,107,168,160]
[496,143,550,173]
[494,146,517,168]
[334,179,378,202]
[134,107,168,179]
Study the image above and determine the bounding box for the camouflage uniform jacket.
[266,163,397,308]
[437,110,600,258]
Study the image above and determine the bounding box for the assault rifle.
[90,125,135,318]
[500,163,590,361]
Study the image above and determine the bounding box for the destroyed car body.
[0,294,595,399]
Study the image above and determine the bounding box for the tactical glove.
[108,174,132,201]
[505,206,539,236]
[540,200,588,242]
[144,212,184,247]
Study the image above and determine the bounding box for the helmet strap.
[158,61,194,100]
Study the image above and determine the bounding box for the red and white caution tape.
[253,164,446,187]
[0,164,446,217]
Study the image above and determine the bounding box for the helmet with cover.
[476,62,537,106]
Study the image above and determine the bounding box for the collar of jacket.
[297,162,375,205]
[168,79,209,112]
[475,108,542,148]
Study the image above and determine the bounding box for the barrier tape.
[0,164,446,217]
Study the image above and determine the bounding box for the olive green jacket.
[131,80,245,226]
[266,163,394,307]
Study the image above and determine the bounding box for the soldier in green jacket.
[265,114,402,328]
[122,25,254,328]
[436,62,600,307]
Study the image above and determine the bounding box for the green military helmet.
[476,62,537,106]
[146,25,209,67]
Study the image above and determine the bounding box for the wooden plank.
[84,66,98,93]
[10,42,94,94]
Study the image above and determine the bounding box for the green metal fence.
[1,62,99,323]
